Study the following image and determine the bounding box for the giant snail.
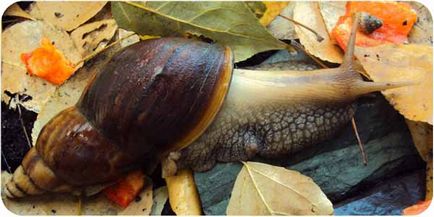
[5,16,410,199]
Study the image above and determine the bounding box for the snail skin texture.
[5,21,406,198]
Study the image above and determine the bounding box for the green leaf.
[111,1,286,62]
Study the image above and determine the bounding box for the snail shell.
[6,38,233,197]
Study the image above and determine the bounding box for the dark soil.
[1,101,36,172]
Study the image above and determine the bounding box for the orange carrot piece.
[20,38,75,85]
[403,200,432,215]
[103,170,145,208]
[332,2,417,50]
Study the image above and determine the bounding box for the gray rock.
[334,170,425,215]
[194,94,424,215]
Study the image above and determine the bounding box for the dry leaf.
[165,169,202,215]
[406,120,433,162]
[355,44,433,124]
[1,172,153,215]
[31,43,120,144]
[267,2,297,40]
[4,3,35,20]
[71,19,118,57]
[408,1,433,45]
[227,161,333,215]
[427,156,433,200]
[112,1,287,62]
[318,1,345,35]
[406,120,433,199]
[151,186,169,215]
[260,1,289,26]
[1,20,82,112]
[28,1,107,31]
[118,28,140,48]
[293,2,343,63]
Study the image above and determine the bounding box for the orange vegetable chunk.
[20,37,75,85]
[103,170,145,208]
[332,1,417,50]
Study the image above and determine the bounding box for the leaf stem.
[279,15,324,42]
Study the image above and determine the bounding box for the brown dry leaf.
[405,120,433,200]
[71,19,118,57]
[151,186,169,215]
[1,172,153,215]
[260,1,289,26]
[31,43,120,144]
[293,1,343,63]
[427,157,433,200]
[28,1,107,31]
[165,169,202,215]
[355,44,433,124]
[118,28,140,48]
[267,2,297,40]
[318,1,346,35]
[4,3,35,20]
[1,20,82,113]
[406,120,433,162]
[226,161,333,215]
[408,1,433,45]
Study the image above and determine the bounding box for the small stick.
[15,95,32,149]
[278,14,324,42]
[2,152,12,174]
[352,117,368,165]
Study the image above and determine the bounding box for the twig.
[352,117,368,165]
[2,152,12,174]
[278,14,324,42]
[15,95,32,149]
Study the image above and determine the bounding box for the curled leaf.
[293,1,343,63]
[227,161,333,215]
[165,169,202,215]
[355,44,433,124]
[267,2,297,40]
[4,3,35,20]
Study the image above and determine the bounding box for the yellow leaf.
[28,1,107,31]
[260,1,289,26]
[4,3,35,20]
[293,2,343,63]
[165,169,202,215]
[227,161,333,215]
[318,1,345,34]
[355,44,433,124]
[406,120,433,162]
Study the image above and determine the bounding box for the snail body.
[6,21,406,198]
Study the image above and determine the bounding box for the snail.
[5,19,407,198]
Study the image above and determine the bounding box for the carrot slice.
[103,170,145,208]
[20,37,75,85]
[332,1,417,50]
[402,200,431,215]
